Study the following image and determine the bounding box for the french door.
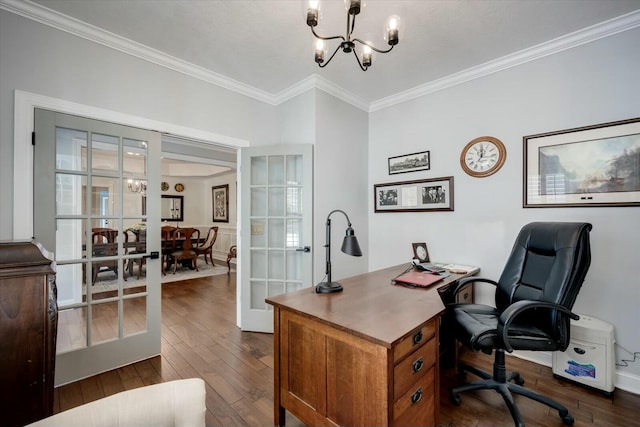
[239,144,314,332]
[33,109,162,385]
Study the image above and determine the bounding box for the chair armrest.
[450,277,498,301]
[497,300,580,352]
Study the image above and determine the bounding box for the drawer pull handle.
[411,388,423,405]
[412,357,424,374]
[412,331,423,346]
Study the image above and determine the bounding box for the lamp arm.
[324,210,354,283]
[326,209,352,227]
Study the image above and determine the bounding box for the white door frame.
[12,90,249,239]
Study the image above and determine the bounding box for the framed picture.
[523,118,640,207]
[374,176,454,212]
[212,184,229,222]
[388,151,430,175]
[412,243,430,263]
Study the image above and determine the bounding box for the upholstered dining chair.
[170,227,200,274]
[447,222,592,427]
[194,226,218,265]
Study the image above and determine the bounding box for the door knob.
[296,246,311,253]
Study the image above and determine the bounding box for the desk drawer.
[393,319,436,363]
[392,367,435,427]
[393,337,436,399]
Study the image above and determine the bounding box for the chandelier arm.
[311,26,345,42]
[353,38,395,54]
[318,44,343,68]
[347,12,356,40]
[352,49,369,71]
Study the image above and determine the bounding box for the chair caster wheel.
[560,412,574,425]
[450,392,461,406]
[514,376,525,386]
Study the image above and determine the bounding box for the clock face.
[174,183,184,192]
[461,136,506,177]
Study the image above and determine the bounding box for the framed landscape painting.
[523,118,640,207]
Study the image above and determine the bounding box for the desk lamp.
[316,209,362,293]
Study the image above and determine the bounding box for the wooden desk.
[266,264,477,427]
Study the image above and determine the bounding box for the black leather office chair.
[448,222,592,427]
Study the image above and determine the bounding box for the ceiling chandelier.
[127,179,147,196]
[306,0,400,71]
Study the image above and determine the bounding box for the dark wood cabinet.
[0,240,58,427]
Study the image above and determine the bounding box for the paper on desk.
[443,264,480,274]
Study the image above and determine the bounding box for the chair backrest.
[173,227,200,252]
[199,226,219,249]
[495,222,592,345]
[161,226,177,250]
[91,228,125,257]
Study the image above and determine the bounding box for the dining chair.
[90,227,127,285]
[194,226,219,265]
[170,227,201,274]
[226,245,237,274]
[126,228,147,279]
[161,225,177,276]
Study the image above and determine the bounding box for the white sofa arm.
[26,378,206,427]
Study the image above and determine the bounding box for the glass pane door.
[34,109,162,385]
[240,145,313,332]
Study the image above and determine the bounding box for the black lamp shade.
[341,227,362,257]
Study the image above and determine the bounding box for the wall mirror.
[161,195,184,221]
[142,195,184,222]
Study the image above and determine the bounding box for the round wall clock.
[460,136,507,178]
[174,183,185,192]
[161,181,169,191]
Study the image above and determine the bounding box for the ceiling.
[26,0,640,106]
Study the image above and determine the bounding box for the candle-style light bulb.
[307,0,320,27]
[344,0,361,15]
[362,45,372,67]
[385,15,400,46]
[315,39,326,64]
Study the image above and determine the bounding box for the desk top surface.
[266,264,475,349]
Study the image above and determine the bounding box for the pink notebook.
[394,270,444,288]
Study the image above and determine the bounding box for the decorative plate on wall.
[161,181,169,191]
[174,183,185,192]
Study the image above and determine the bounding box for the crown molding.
[277,75,369,112]
[370,9,640,112]
[0,0,277,105]
[3,0,639,113]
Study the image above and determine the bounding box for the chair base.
[451,350,574,427]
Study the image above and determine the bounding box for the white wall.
[315,90,369,283]
[369,27,640,384]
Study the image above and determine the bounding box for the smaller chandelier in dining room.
[306,0,400,71]
[127,179,147,195]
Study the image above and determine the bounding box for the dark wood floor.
[54,273,640,427]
